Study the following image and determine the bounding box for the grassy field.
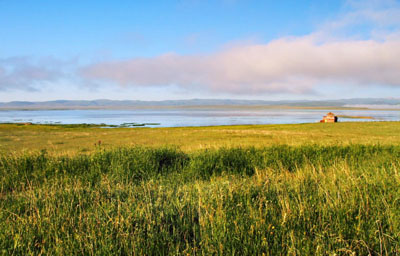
[1,122,400,255]
[1,121,400,154]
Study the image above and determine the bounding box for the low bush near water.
[1,145,400,254]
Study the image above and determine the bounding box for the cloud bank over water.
[81,38,400,94]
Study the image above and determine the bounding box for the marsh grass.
[1,145,400,255]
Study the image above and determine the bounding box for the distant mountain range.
[0,98,400,109]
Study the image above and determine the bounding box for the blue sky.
[1,0,400,101]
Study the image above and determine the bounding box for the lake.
[0,108,399,127]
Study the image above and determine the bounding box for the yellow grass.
[1,121,400,155]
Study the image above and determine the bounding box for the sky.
[1,0,400,102]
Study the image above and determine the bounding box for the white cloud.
[318,0,400,40]
[81,37,400,95]
[0,57,79,91]
[0,57,59,91]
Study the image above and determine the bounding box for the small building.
[320,112,338,123]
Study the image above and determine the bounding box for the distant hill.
[0,98,399,110]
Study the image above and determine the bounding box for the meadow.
[1,122,400,255]
[1,121,400,154]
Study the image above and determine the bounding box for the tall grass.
[1,145,400,255]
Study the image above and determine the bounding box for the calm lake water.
[0,108,399,127]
